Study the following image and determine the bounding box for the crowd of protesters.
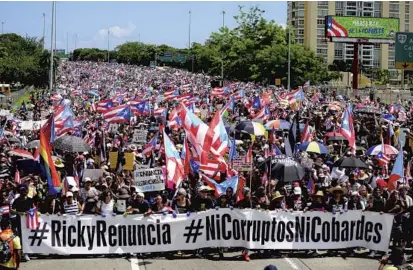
[0,61,412,269]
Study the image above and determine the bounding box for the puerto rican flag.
[209,110,230,157]
[252,105,270,121]
[0,205,9,215]
[163,130,185,186]
[300,120,312,142]
[375,151,390,166]
[50,94,63,101]
[177,94,193,106]
[211,87,225,97]
[164,89,179,100]
[132,100,149,115]
[252,96,262,109]
[232,89,245,100]
[26,208,40,229]
[142,133,158,156]
[202,174,240,198]
[103,104,131,123]
[326,16,348,37]
[55,116,74,137]
[244,146,253,164]
[154,107,167,118]
[178,104,214,163]
[281,89,305,104]
[221,96,235,114]
[97,99,114,112]
[339,104,356,152]
[54,104,74,125]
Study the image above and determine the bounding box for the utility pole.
[188,10,194,73]
[1,21,3,34]
[66,32,69,57]
[54,1,57,53]
[287,24,291,90]
[42,13,46,49]
[138,33,140,43]
[221,10,226,86]
[74,34,77,50]
[49,1,55,91]
[107,30,110,63]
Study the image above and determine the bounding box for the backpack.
[0,235,15,264]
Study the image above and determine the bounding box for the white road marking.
[130,257,140,270]
[283,256,299,270]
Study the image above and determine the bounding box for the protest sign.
[109,124,118,133]
[123,152,134,171]
[21,210,393,254]
[232,156,251,172]
[82,169,105,181]
[132,130,148,143]
[134,167,165,192]
[19,120,47,131]
[109,152,118,170]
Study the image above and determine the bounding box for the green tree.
[69,5,338,87]
[0,33,54,87]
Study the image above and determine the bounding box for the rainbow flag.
[39,117,61,195]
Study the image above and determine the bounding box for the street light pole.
[42,13,46,49]
[287,24,291,90]
[66,32,69,57]
[54,1,57,53]
[1,21,4,35]
[188,10,194,72]
[138,33,140,43]
[107,30,110,63]
[74,34,77,50]
[221,10,226,86]
[49,1,55,91]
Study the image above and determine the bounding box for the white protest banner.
[21,210,393,255]
[232,156,251,172]
[134,167,165,192]
[132,129,148,143]
[19,120,47,131]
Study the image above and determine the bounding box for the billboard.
[325,16,399,44]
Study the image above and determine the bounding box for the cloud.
[98,23,136,39]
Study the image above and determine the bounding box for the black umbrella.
[333,157,369,169]
[269,157,305,183]
[53,135,91,153]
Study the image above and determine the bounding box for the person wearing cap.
[128,192,152,216]
[191,186,214,212]
[287,186,307,211]
[171,188,191,214]
[348,191,363,210]
[80,177,100,214]
[60,192,82,215]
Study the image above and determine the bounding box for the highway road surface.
[21,252,381,270]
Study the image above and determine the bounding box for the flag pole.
[249,139,254,209]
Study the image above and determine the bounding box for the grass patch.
[13,89,40,106]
